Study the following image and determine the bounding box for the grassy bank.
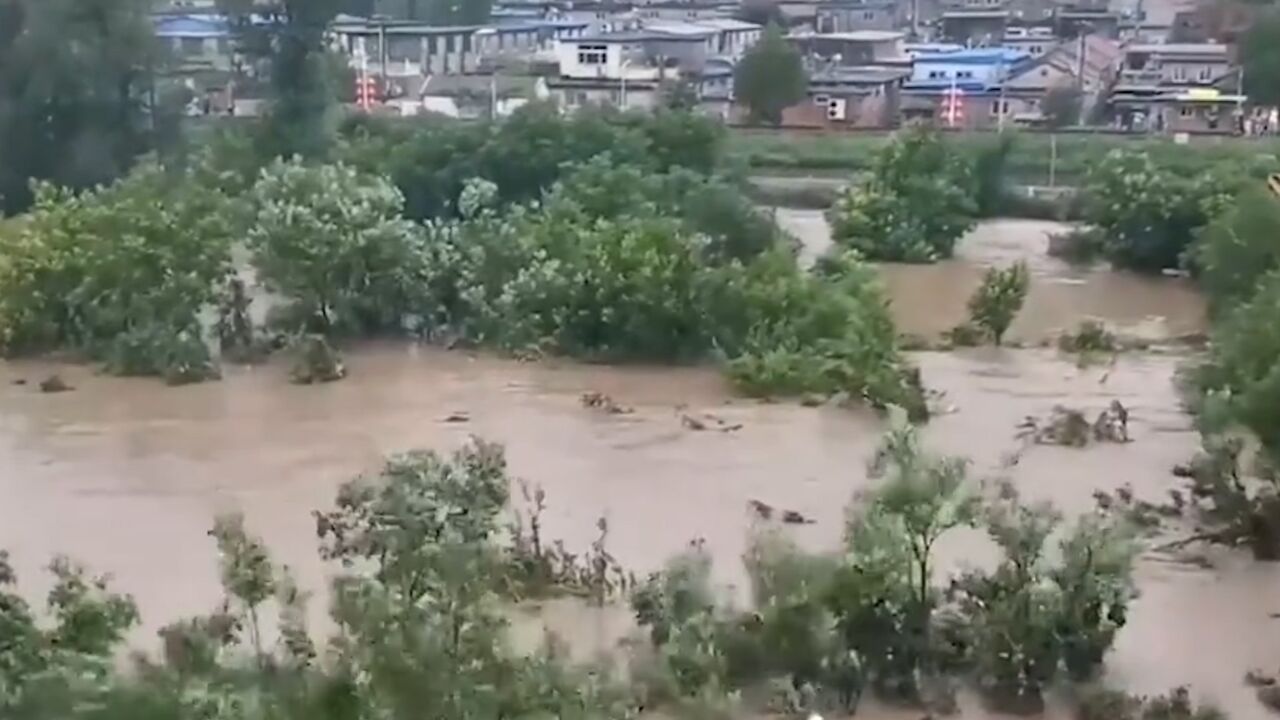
[729,130,1280,187]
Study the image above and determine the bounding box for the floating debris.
[1016,402,1132,448]
[580,391,633,415]
[749,499,813,525]
[38,375,73,393]
[681,411,742,433]
[442,412,470,423]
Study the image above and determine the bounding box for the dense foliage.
[339,104,724,221]
[1240,8,1280,108]
[0,0,162,214]
[1082,150,1233,272]
[828,129,977,263]
[1192,186,1280,318]
[733,24,808,126]
[248,159,423,336]
[219,0,346,159]
[0,165,237,382]
[1196,270,1280,466]
[967,262,1030,345]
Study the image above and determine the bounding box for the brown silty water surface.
[776,213,1208,344]
[2,220,1277,719]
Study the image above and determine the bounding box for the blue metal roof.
[153,14,230,38]
[913,47,1029,64]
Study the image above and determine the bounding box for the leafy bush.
[338,103,723,221]
[1078,686,1226,720]
[1058,320,1118,355]
[967,262,1030,345]
[708,250,926,417]
[1191,186,1280,317]
[828,129,977,263]
[1082,150,1233,273]
[0,165,236,380]
[1196,270,1280,465]
[248,159,424,336]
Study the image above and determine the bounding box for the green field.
[728,129,1280,187]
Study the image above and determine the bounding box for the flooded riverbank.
[774,212,1207,344]
[1,214,1269,718]
[1,344,1277,718]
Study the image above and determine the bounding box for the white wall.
[555,40,663,81]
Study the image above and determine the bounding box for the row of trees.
[0,104,927,415]
[0,423,1143,719]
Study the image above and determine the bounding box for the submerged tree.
[828,129,977,262]
[967,262,1030,345]
[248,159,423,336]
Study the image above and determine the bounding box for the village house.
[1109,42,1241,133]
[757,65,910,127]
[900,46,1032,127]
[999,33,1121,124]
[551,30,680,110]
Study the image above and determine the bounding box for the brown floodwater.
[1,220,1275,719]
[775,213,1208,344]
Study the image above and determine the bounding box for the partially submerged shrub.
[288,334,345,385]
[828,129,977,263]
[1077,686,1226,720]
[0,165,236,380]
[967,262,1030,346]
[1058,320,1118,355]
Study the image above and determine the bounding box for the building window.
[181,37,205,55]
[577,44,608,65]
[1179,105,1194,117]
[1197,66,1212,81]
[928,70,946,79]
[813,93,831,104]
[957,70,973,79]
[863,10,875,19]
[1172,65,1186,81]
[992,99,1009,114]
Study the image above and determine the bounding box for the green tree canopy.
[1192,186,1280,317]
[733,24,807,126]
[1241,9,1280,108]
[219,0,345,159]
[0,0,160,214]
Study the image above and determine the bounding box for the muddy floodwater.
[2,219,1276,719]
[776,213,1208,344]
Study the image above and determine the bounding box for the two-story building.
[551,30,681,110]
[901,47,1032,127]
[1110,42,1241,133]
